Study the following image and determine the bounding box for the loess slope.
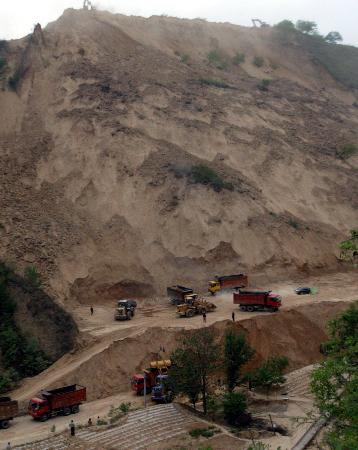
[0,9,357,302]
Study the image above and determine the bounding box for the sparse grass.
[232,52,245,65]
[108,402,131,424]
[336,144,357,160]
[207,50,229,70]
[24,265,41,288]
[288,218,299,229]
[252,56,264,67]
[199,78,231,89]
[189,427,221,439]
[190,164,234,192]
[257,79,272,91]
[180,54,190,64]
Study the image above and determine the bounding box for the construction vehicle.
[131,360,171,396]
[252,19,269,28]
[167,285,194,305]
[114,299,137,320]
[151,374,175,403]
[208,274,248,295]
[0,397,18,429]
[176,294,216,317]
[234,290,282,312]
[28,384,86,421]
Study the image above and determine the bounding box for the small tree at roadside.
[223,391,247,425]
[170,328,221,414]
[248,356,289,395]
[225,328,254,392]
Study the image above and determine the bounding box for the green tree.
[224,328,254,392]
[325,31,343,44]
[170,328,221,414]
[296,20,318,35]
[311,302,358,449]
[275,20,295,31]
[249,356,289,394]
[222,391,247,425]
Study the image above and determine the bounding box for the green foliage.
[0,57,6,74]
[0,265,50,393]
[207,50,228,70]
[108,402,131,424]
[275,20,295,31]
[232,52,245,65]
[296,20,318,35]
[311,302,358,448]
[189,427,218,438]
[24,265,41,287]
[336,144,357,160]
[288,218,299,229]
[252,56,264,67]
[248,356,289,392]
[96,418,108,426]
[225,329,254,392]
[222,391,247,425]
[189,165,234,192]
[257,79,271,91]
[297,34,358,89]
[170,328,221,414]
[325,31,343,44]
[199,78,231,89]
[180,54,190,64]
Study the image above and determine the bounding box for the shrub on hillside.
[223,392,248,425]
[207,50,229,70]
[232,52,245,65]
[336,144,357,160]
[257,79,271,91]
[252,56,264,67]
[190,165,234,192]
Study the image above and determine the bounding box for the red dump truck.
[209,274,248,295]
[0,397,18,429]
[167,285,194,305]
[28,384,86,421]
[131,360,171,395]
[234,290,282,312]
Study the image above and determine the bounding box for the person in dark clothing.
[202,311,207,324]
[232,311,235,322]
[90,306,94,316]
[69,420,75,436]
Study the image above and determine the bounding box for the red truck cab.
[234,290,282,312]
[131,371,157,395]
[29,385,86,421]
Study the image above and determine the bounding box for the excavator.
[83,0,94,10]
[252,19,269,28]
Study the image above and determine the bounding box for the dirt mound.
[0,8,357,303]
[12,300,350,403]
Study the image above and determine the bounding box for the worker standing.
[69,419,76,437]
[90,306,94,316]
[232,311,235,322]
[202,311,207,324]
[5,443,11,450]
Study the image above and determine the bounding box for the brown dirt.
[0,9,357,304]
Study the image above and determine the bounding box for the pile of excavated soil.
[0,8,357,304]
[12,299,352,404]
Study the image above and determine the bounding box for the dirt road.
[1,270,357,447]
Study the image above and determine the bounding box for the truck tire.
[63,407,71,416]
[40,413,49,422]
[186,309,195,317]
[246,306,255,312]
[0,420,10,429]
[239,305,247,312]
[71,405,80,414]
